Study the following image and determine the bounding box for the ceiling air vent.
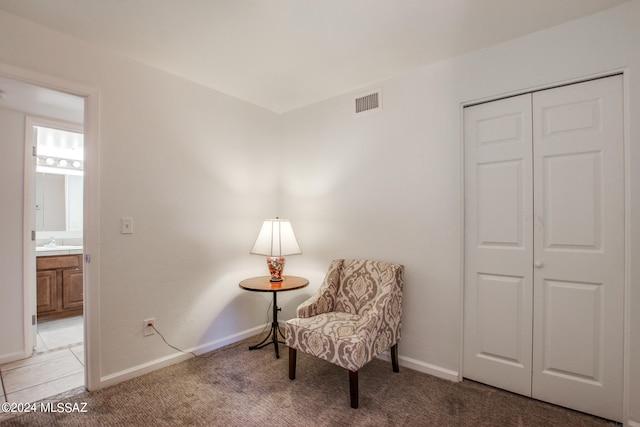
[354,90,382,116]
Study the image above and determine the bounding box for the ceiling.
[0,0,630,113]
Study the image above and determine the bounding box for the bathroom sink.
[36,245,83,255]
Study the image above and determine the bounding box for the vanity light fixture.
[37,156,83,172]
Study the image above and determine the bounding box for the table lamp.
[250,217,301,282]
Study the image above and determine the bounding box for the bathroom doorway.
[31,119,85,328]
[0,74,87,404]
[27,118,85,402]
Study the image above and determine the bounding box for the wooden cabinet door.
[37,254,84,320]
[37,270,57,314]
[62,268,84,310]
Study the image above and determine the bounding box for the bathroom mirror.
[35,172,83,232]
[33,123,84,235]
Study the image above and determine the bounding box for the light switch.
[121,217,134,234]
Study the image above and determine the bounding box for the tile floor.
[0,316,85,405]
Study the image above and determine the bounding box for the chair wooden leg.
[289,347,297,380]
[391,344,399,373]
[349,370,359,409]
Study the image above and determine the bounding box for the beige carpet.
[1,336,618,426]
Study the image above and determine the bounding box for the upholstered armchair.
[285,259,404,408]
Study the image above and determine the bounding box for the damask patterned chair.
[285,259,404,408]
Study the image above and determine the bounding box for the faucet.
[45,236,57,248]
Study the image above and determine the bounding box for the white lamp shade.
[250,218,302,257]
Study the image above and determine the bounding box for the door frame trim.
[459,68,630,421]
[0,61,101,392]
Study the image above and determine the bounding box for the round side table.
[239,275,309,358]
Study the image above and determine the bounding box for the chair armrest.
[296,291,331,318]
[354,298,402,356]
[296,288,335,318]
[355,265,403,342]
[296,259,343,318]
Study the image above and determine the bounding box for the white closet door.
[464,75,624,422]
[531,75,624,421]
[463,94,534,396]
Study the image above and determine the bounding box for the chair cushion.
[286,312,370,371]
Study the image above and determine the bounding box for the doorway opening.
[0,75,87,404]
[32,119,85,347]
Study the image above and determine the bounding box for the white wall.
[0,10,282,383]
[280,1,640,423]
[96,59,282,377]
[0,107,26,363]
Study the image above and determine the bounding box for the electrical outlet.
[143,318,155,337]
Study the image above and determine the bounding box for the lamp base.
[266,256,286,282]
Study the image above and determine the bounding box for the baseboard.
[99,325,265,388]
[376,351,459,382]
[0,350,30,365]
[191,324,269,356]
[627,418,640,427]
[99,349,193,388]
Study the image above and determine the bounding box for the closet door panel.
[542,152,602,250]
[540,279,602,378]
[463,94,534,396]
[532,75,624,422]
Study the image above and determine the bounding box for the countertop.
[36,246,83,257]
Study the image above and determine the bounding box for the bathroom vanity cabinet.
[36,254,83,321]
